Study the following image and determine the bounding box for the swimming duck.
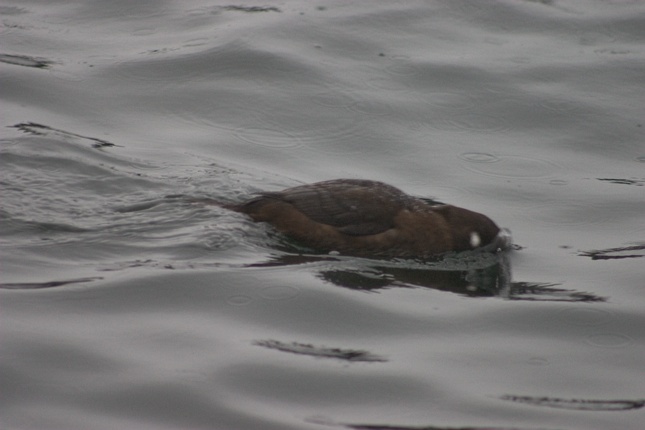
[229,179,503,258]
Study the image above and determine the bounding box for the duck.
[227,179,504,258]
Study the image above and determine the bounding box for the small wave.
[500,395,645,412]
[0,53,53,69]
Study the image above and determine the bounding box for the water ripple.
[458,152,561,179]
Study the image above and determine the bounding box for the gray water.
[1,1,644,429]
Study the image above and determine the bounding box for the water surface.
[2,1,644,429]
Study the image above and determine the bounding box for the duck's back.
[230,179,501,257]
[249,179,417,235]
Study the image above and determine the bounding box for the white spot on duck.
[470,231,481,248]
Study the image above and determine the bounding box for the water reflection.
[340,424,548,430]
[0,276,102,290]
[317,262,508,297]
[596,178,645,186]
[253,339,387,363]
[579,243,645,260]
[500,395,645,411]
[10,122,119,148]
[0,53,53,69]
[331,394,645,429]
[251,252,605,302]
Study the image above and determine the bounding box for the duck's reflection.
[251,250,605,302]
[317,260,507,297]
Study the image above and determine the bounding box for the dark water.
[2,1,644,429]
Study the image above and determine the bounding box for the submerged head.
[432,205,502,252]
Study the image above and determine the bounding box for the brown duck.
[228,179,503,258]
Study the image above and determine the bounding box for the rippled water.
[2,1,644,430]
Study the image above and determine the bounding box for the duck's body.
[229,179,502,258]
